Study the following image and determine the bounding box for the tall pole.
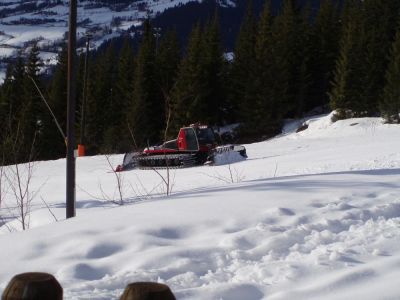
[80,33,91,149]
[66,0,77,219]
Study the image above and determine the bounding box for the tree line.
[1,0,400,164]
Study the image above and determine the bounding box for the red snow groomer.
[116,124,247,171]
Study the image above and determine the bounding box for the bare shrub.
[103,154,125,205]
[204,164,245,184]
[150,88,174,196]
[2,126,40,231]
[6,157,37,230]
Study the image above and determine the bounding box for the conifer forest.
[1,0,400,164]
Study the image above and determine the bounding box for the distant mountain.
[0,0,337,81]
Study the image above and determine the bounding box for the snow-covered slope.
[0,0,209,80]
[0,113,400,299]
[0,0,200,49]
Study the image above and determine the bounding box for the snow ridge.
[0,114,400,299]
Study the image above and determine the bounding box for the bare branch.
[149,81,175,196]
[127,121,138,150]
[104,154,124,205]
[273,163,278,178]
[4,128,38,230]
[28,75,66,142]
[0,214,14,233]
[41,197,58,222]
[201,164,245,184]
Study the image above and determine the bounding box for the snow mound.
[1,114,400,299]
[212,150,246,166]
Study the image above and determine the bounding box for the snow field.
[0,114,400,299]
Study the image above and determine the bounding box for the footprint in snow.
[86,243,123,259]
[146,227,186,240]
[73,263,109,280]
[277,207,296,216]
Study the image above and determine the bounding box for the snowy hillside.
[0,113,400,299]
[0,0,209,81]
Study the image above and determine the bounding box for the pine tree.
[85,42,118,152]
[329,0,365,119]
[361,0,400,115]
[252,0,282,137]
[0,85,6,125]
[380,27,400,123]
[114,36,135,151]
[0,54,26,163]
[272,0,311,118]
[0,55,25,132]
[0,45,44,162]
[308,0,340,110]
[229,0,257,123]
[201,11,226,125]
[0,67,12,146]
[156,29,180,138]
[129,19,164,146]
[20,42,44,160]
[45,45,68,159]
[101,43,130,152]
[156,29,180,95]
[170,23,205,132]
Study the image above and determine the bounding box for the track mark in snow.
[277,207,296,216]
[146,227,187,240]
[366,192,377,198]
[294,215,311,225]
[24,242,49,259]
[325,269,376,290]
[269,225,289,232]
[261,217,278,225]
[72,263,109,280]
[86,243,123,259]
[215,284,264,300]
[336,202,355,211]
[261,207,296,221]
[223,235,256,250]
[309,202,325,208]
[329,251,363,264]
[58,263,110,281]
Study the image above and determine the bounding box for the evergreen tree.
[201,11,226,125]
[0,55,25,133]
[156,29,180,95]
[45,45,68,159]
[229,0,257,123]
[0,45,44,162]
[308,0,340,110]
[252,0,282,137]
[85,42,118,152]
[171,14,225,128]
[156,29,180,137]
[129,19,164,146]
[0,55,26,163]
[0,66,13,148]
[329,0,365,119]
[76,51,87,148]
[20,43,44,160]
[170,23,205,132]
[114,36,136,151]
[0,84,6,126]
[101,43,129,152]
[272,0,311,118]
[359,0,400,115]
[380,27,400,123]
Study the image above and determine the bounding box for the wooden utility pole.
[66,0,77,219]
[78,33,92,157]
